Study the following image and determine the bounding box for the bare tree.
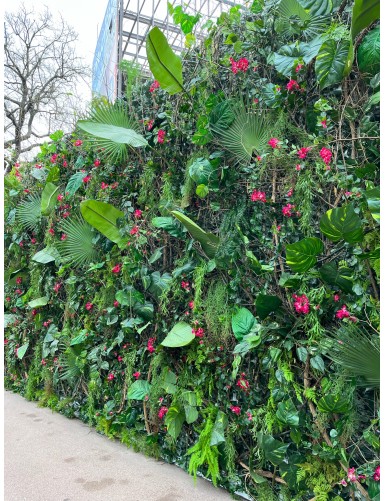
[4,4,90,166]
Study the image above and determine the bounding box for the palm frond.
[322,324,380,388]
[276,0,330,40]
[59,347,84,382]
[209,100,270,166]
[57,215,99,267]
[78,102,142,164]
[16,194,42,231]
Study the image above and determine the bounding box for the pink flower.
[236,373,250,392]
[133,371,141,380]
[74,139,83,146]
[41,359,47,366]
[188,301,194,309]
[237,58,249,72]
[246,411,253,421]
[292,294,310,315]
[147,119,154,131]
[229,57,238,74]
[282,203,295,217]
[339,479,348,487]
[19,241,24,247]
[117,355,123,362]
[101,182,109,189]
[62,211,70,218]
[295,164,302,171]
[287,188,294,197]
[30,238,37,244]
[373,465,380,481]
[94,159,101,167]
[230,405,241,416]
[157,129,166,144]
[24,189,30,194]
[334,294,340,302]
[286,79,300,92]
[320,119,327,129]
[256,155,262,161]
[16,277,22,284]
[107,373,115,381]
[85,302,93,311]
[57,194,64,201]
[83,175,91,183]
[134,209,142,218]
[31,309,38,317]
[268,137,280,149]
[48,228,55,235]
[336,305,350,319]
[319,147,332,165]
[158,406,168,419]
[347,468,357,482]
[297,147,311,159]
[147,337,156,353]
[181,281,190,291]
[112,264,121,274]
[63,160,68,167]
[149,80,160,93]
[295,63,303,73]
[192,327,204,338]
[50,154,58,163]
[60,234,67,241]
[250,190,267,202]
[113,300,120,307]
[53,283,61,293]
[130,226,139,236]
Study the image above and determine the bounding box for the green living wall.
[4,0,380,499]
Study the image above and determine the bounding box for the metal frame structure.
[93,0,239,99]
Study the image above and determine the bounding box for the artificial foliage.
[4,1,380,499]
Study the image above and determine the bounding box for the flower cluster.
[147,337,156,353]
[229,57,249,74]
[192,327,204,338]
[286,79,299,92]
[149,80,160,93]
[157,129,166,144]
[111,264,121,274]
[282,203,295,217]
[181,281,190,291]
[293,294,310,314]
[85,302,93,311]
[297,147,311,159]
[250,190,266,202]
[319,147,332,165]
[336,304,350,319]
[158,406,168,419]
[133,371,141,380]
[236,373,250,392]
[268,137,280,149]
[230,405,241,416]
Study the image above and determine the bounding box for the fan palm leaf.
[16,194,42,231]
[322,324,380,387]
[276,0,330,40]
[57,216,99,267]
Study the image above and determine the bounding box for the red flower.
[48,228,55,235]
[15,277,22,284]
[41,359,47,366]
[74,139,83,146]
[147,119,154,131]
[319,147,332,165]
[181,281,190,291]
[250,190,267,202]
[188,301,194,309]
[107,373,115,381]
[85,302,93,311]
[113,300,120,307]
[15,289,23,295]
[30,238,37,244]
[297,147,311,159]
[236,373,250,392]
[57,194,64,201]
[192,327,204,338]
[295,63,303,73]
[19,241,24,247]
[287,188,294,197]
[336,305,350,319]
[286,79,300,92]
[293,294,310,315]
[373,465,380,481]
[31,309,37,316]
[282,203,295,217]
[157,129,166,144]
[50,154,58,163]
[60,234,67,241]
[268,137,280,149]
[133,371,141,380]
[230,405,241,416]
[149,80,160,93]
[83,175,91,183]
[158,406,168,419]
[53,283,61,293]
[94,159,101,167]
[333,294,340,302]
[320,119,327,129]
[237,57,249,72]
[5,297,11,302]
[112,264,121,274]
[130,226,139,236]
[101,182,109,190]
[295,164,302,171]
[62,211,70,218]
[134,209,142,218]
[117,355,123,362]
[147,337,156,353]
[63,160,68,167]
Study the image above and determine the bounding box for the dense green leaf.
[41,183,59,216]
[317,394,351,414]
[189,158,215,185]
[210,411,228,446]
[80,200,125,247]
[315,39,351,89]
[276,399,300,427]
[58,216,99,266]
[363,187,380,222]
[164,406,185,439]
[161,370,178,394]
[161,322,195,347]
[27,297,49,308]
[16,194,42,232]
[148,271,172,297]
[357,27,380,75]
[274,37,324,76]
[127,380,151,400]
[351,0,380,40]
[16,343,29,360]
[32,246,61,264]
[319,262,353,293]
[171,211,219,258]
[77,122,147,148]
[310,355,325,372]
[152,217,185,238]
[286,237,324,272]
[231,308,256,341]
[255,294,282,319]
[320,204,364,243]
[65,172,84,197]
[258,434,289,466]
[115,287,143,307]
[146,27,184,95]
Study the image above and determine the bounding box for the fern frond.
[57,216,99,267]
[16,194,42,231]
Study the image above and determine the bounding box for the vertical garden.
[4,0,380,499]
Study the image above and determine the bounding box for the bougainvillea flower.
[319,147,332,165]
[292,294,310,314]
[250,190,267,202]
[286,79,300,92]
[230,405,241,415]
[297,147,311,159]
[268,138,280,149]
[336,305,350,319]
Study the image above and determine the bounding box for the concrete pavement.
[4,391,233,501]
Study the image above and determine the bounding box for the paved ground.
[4,391,233,501]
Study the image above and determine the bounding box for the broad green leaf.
[16,342,29,360]
[146,27,184,95]
[165,406,185,439]
[286,237,324,272]
[296,346,308,363]
[364,187,380,222]
[196,184,209,198]
[46,166,60,183]
[65,172,84,197]
[320,205,364,243]
[32,246,61,264]
[70,330,88,346]
[77,121,147,148]
[255,294,282,320]
[317,394,351,414]
[189,158,215,185]
[274,37,324,76]
[351,0,380,40]
[171,211,219,258]
[231,307,256,341]
[276,400,300,427]
[80,200,125,247]
[115,287,143,307]
[148,247,163,264]
[127,380,151,400]
[184,405,199,424]
[310,355,325,372]
[161,370,178,394]
[161,322,195,347]
[258,434,289,466]
[41,183,59,216]
[319,263,353,293]
[357,27,380,75]
[134,302,154,321]
[148,271,172,297]
[315,39,351,89]
[27,297,49,308]
[210,411,228,446]
[152,217,185,238]
[4,314,18,328]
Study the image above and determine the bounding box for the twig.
[239,461,287,485]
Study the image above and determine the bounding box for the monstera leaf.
[320,205,363,244]
[319,262,353,293]
[80,200,125,248]
[286,237,324,272]
[315,39,352,89]
[146,27,184,94]
[41,183,59,216]
[171,211,219,258]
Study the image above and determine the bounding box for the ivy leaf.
[161,322,195,348]
[127,380,151,400]
[320,204,364,244]
[255,294,282,320]
[231,307,256,341]
[315,39,351,89]
[286,237,324,273]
